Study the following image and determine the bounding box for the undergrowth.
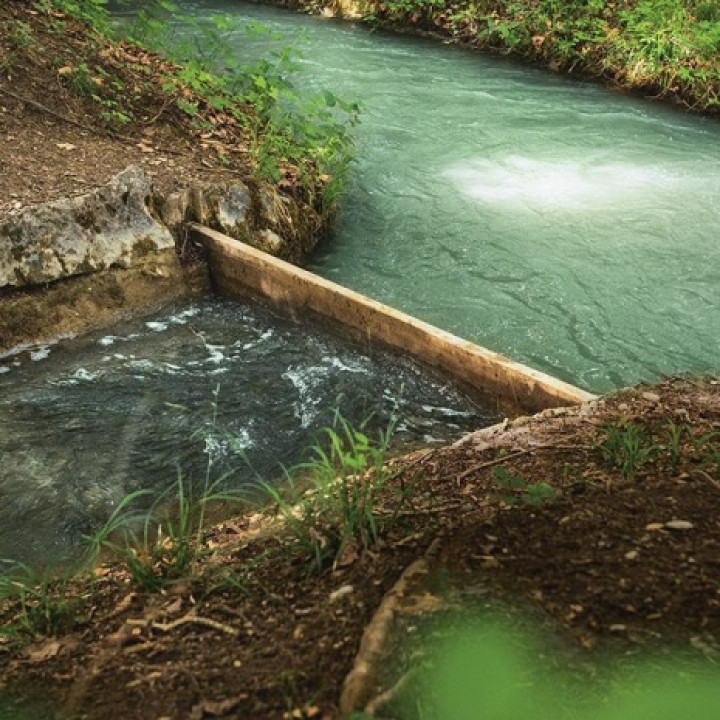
[263,411,397,572]
[84,475,246,592]
[413,615,720,720]
[0,562,86,642]
[598,417,719,480]
[19,0,360,208]
[356,0,720,111]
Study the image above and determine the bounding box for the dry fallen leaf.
[26,639,61,663]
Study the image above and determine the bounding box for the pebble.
[624,550,639,560]
[329,584,354,603]
[641,392,661,402]
[665,520,694,530]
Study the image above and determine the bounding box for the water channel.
[163,0,719,394]
[0,300,486,566]
[2,2,720,565]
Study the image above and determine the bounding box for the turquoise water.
[167,0,719,393]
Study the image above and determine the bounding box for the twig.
[458,444,593,480]
[380,501,465,517]
[395,448,434,470]
[457,449,531,479]
[0,85,183,157]
[339,538,442,715]
[0,85,132,140]
[698,469,720,492]
[143,93,176,126]
[152,612,238,636]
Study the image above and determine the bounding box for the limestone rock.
[255,229,287,255]
[155,182,251,239]
[0,166,174,288]
[322,0,363,19]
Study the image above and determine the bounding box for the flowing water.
[0,299,487,565]
[3,3,720,564]
[157,0,719,393]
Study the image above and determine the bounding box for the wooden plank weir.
[190,224,597,415]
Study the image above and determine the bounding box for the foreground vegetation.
[3,0,360,211]
[301,0,720,113]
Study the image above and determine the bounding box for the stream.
[2,2,720,565]
[161,0,719,394]
[0,299,487,566]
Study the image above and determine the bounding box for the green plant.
[262,412,395,571]
[86,473,244,591]
[127,10,360,201]
[85,387,250,590]
[490,466,558,508]
[68,61,97,96]
[0,562,84,641]
[690,429,719,455]
[7,21,35,52]
[35,0,111,34]
[664,420,689,469]
[426,617,720,720]
[599,420,659,480]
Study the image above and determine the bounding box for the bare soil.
[0,1,249,213]
[0,0,283,351]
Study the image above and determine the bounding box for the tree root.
[338,537,442,715]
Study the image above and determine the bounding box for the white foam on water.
[329,356,369,374]
[239,328,275,351]
[205,344,226,364]
[204,427,255,460]
[146,321,169,332]
[72,368,102,382]
[283,366,324,429]
[98,333,140,346]
[30,347,51,361]
[444,156,678,210]
[128,359,157,372]
[421,404,474,418]
[168,306,201,323]
[0,366,9,374]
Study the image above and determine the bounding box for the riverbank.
[0,0,352,351]
[1,377,719,718]
[287,0,720,114]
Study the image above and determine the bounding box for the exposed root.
[339,538,442,715]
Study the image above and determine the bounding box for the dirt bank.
[1,377,719,719]
[0,0,330,352]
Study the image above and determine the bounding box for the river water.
[0,300,486,565]
[3,3,719,564]
[160,0,719,393]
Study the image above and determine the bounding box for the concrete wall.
[192,224,597,415]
